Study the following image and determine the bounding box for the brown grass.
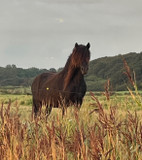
[0,92,142,160]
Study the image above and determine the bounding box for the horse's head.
[71,43,91,74]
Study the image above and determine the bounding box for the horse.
[31,43,91,117]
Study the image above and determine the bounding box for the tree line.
[0,52,142,91]
[86,52,142,91]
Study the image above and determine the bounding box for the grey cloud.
[0,0,142,69]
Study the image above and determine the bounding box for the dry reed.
[0,94,142,160]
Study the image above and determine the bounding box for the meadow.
[0,62,142,160]
[0,85,142,160]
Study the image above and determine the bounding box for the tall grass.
[0,93,142,159]
[123,58,142,107]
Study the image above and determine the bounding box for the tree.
[49,68,56,73]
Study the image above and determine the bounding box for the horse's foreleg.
[76,99,82,109]
[73,99,82,115]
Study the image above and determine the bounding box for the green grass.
[0,91,141,120]
[0,86,31,95]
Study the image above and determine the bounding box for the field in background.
[0,87,142,121]
[0,85,142,159]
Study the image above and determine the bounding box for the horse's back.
[31,72,54,98]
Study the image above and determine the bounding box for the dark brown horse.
[31,43,91,117]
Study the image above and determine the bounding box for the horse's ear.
[86,43,90,49]
[75,43,78,48]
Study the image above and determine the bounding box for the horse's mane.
[62,44,90,90]
[59,54,74,91]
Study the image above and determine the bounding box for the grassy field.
[0,87,142,160]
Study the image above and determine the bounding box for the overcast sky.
[0,0,142,69]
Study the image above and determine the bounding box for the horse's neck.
[62,66,82,90]
[71,68,82,80]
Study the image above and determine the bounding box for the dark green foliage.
[0,65,55,87]
[85,52,142,91]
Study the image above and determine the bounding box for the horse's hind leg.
[45,99,52,119]
[32,98,42,118]
[45,105,52,119]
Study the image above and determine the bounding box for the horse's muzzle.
[80,65,89,74]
